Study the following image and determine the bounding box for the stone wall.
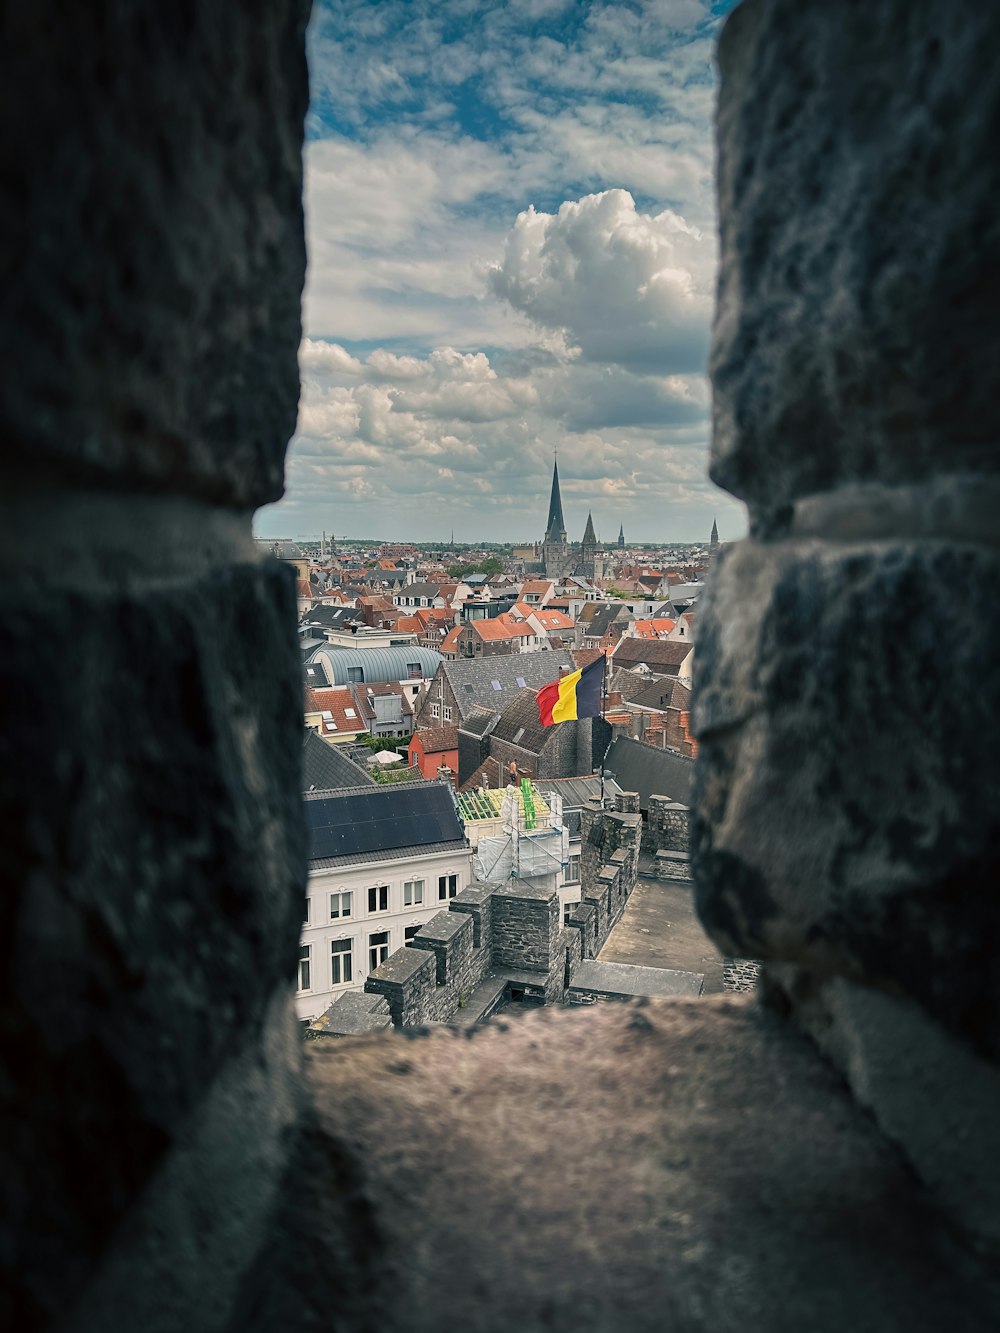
[318,796,645,1031]
[723,959,762,994]
[694,0,1000,1254]
[646,797,689,855]
[7,2,1000,1328]
[0,5,311,1330]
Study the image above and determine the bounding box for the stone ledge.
[269,998,999,1333]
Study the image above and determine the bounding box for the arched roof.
[307,643,443,686]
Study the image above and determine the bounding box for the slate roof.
[489,688,551,756]
[301,604,361,630]
[585,605,625,640]
[440,649,576,721]
[302,729,375,792]
[303,659,331,690]
[612,639,693,673]
[602,736,694,809]
[396,581,443,599]
[457,706,499,739]
[536,774,623,836]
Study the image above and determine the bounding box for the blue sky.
[257,0,744,544]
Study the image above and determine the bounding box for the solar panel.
[306,786,463,861]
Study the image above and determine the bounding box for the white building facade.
[296,784,472,1022]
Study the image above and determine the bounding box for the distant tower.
[580,511,598,579]
[618,523,625,549]
[541,455,569,579]
[710,517,719,550]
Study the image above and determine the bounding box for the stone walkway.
[598,872,726,993]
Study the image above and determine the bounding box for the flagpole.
[599,648,608,807]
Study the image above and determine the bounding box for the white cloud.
[261,0,745,542]
[489,189,713,374]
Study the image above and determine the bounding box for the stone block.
[2,2,310,506]
[0,560,305,1328]
[409,910,473,986]
[692,535,1000,1061]
[712,0,1000,527]
[449,882,492,949]
[308,991,393,1038]
[365,948,435,1028]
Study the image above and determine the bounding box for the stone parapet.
[365,948,436,1028]
[448,882,493,949]
[491,881,560,973]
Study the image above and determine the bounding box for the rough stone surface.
[712,0,1000,526]
[307,990,392,1038]
[723,959,761,994]
[233,1000,999,1332]
[647,797,690,855]
[1,2,310,507]
[692,537,1000,1061]
[0,561,305,1330]
[772,968,1000,1249]
[567,960,703,1001]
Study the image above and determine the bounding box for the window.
[407,662,421,676]
[369,930,390,972]
[443,706,452,721]
[298,944,312,992]
[330,937,353,985]
[438,873,459,901]
[303,895,311,924]
[344,707,356,718]
[368,884,389,913]
[404,924,422,942]
[347,666,364,682]
[491,680,502,691]
[430,703,440,718]
[515,676,526,688]
[404,878,424,906]
[566,854,581,883]
[329,891,352,920]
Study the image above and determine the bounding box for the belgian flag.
[536,655,605,727]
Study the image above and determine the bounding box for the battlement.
[315,789,647,1033]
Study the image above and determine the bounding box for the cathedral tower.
[541,456,570,578]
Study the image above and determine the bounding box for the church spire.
[545,455,566,543]
[582,511,597,546]
[618,523,625,548]
[710,517,719,548]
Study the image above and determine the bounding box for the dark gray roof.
[585,605,625,639]
[301,604,361,629]
[310,839,469,870]
[612,639,693,673]
[537,775,623,836]
[302,730,374,792]
[441,650,576,721]
[490,688,550,756]
[458,706,499,739]
[538,775,623,810]
[396,581,442,598]
[304,781,467,867]
[303,659,331,690]
[602,736,694,809]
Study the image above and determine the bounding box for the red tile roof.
[303,687,369,736]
